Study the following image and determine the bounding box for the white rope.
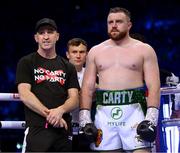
[161,87,180,95]
[162,118,180,127]
[0,93,20,101]
[0,121,25,129]
[0,87,178,102]
[0,87,179,102]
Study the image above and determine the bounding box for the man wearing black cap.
[16,18,80,152]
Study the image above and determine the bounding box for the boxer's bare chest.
[95,46,143,72]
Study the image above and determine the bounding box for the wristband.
[79,109,92,127]
[145,107,159,126]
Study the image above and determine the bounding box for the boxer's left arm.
[143,44,160,121]
[137,44,160,142]
[144,44,160,110]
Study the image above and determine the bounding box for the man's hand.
[46,107,65,127]
[45,118,68,130]
[79,109,98,142]
[59,118,68,130]
[82,123,98,143]
[137,120,156,142]
[136,107,159,142]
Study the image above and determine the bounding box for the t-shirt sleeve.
[16,57,33,85]
[66,64,80,90]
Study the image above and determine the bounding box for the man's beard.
[108,30,127,41]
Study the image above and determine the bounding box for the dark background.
[0,0,179,152]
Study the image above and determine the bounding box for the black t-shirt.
[16,52,80,126]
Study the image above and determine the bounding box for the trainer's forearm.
[19,90,49,117]
[57,88,79,113]
[58,95,79,114]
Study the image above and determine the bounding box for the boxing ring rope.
[0,87,180,129]
[0,93,20,101]
[0,87,179,101]
[161,86,180,95]
[0,121,25,129]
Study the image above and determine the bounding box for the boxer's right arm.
[18,83,49,117]
[80,48,97,113]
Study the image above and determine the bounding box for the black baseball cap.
[35,18,57,32]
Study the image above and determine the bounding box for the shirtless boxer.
[79,7,160,152]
